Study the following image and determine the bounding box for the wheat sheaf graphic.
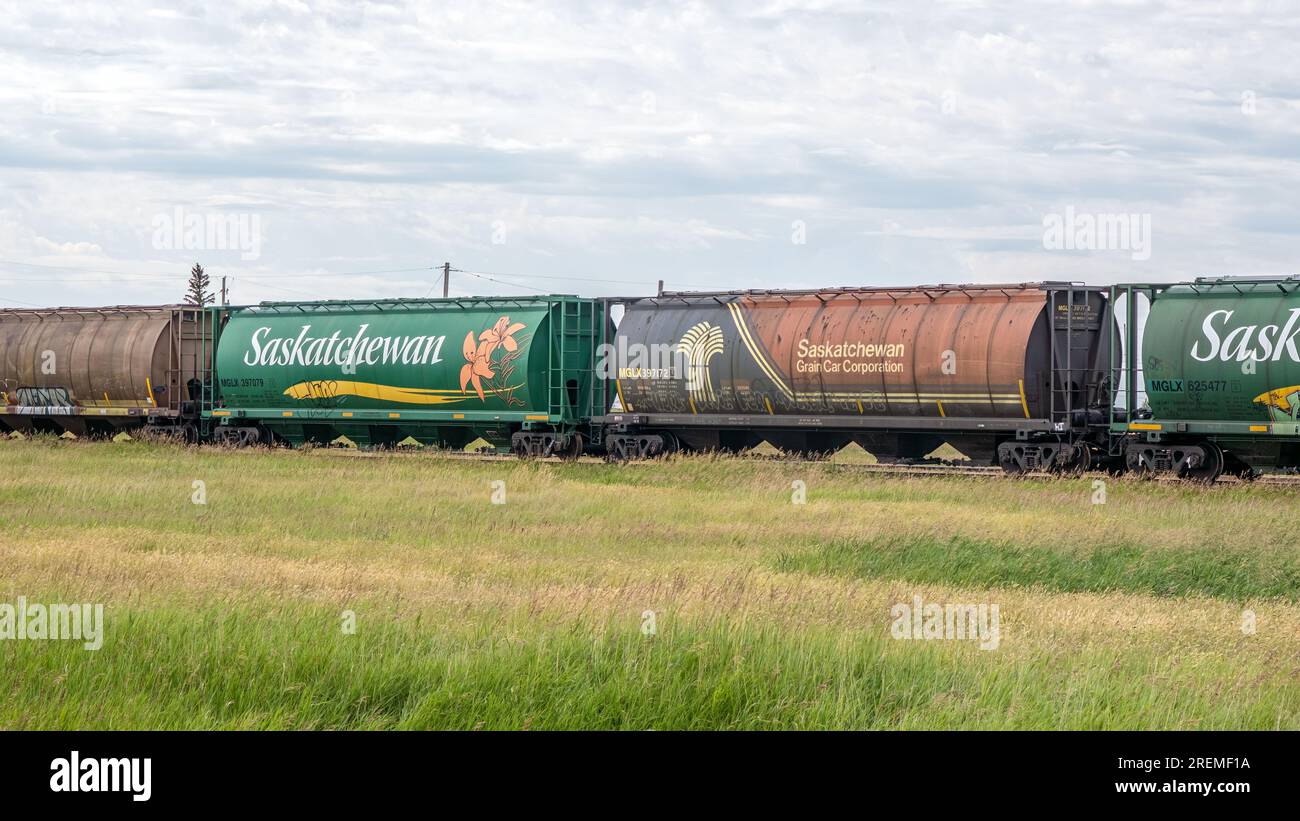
[676,321,725,403]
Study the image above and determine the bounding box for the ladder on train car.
[547,298,598,424]
[1047,287,1096,426]
[197,306,220,431]
[164,307,208,416]
[1106,283,1169,450]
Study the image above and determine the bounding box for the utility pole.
[442,262,450,298]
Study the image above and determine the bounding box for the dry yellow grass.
[1,437,1298,728]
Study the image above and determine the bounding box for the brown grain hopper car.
[604,283,1114,472]
[0,305,212,439]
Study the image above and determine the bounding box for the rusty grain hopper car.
[603,283,1115,473]
[0,305,212,439]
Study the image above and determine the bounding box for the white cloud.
[32,238,104,257]
[0,0,1298,307]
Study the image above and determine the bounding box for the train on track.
[3,276,1300,482]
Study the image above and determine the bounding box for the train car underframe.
[601,411,1110,474]
[0,408,198,441]
[1116,428,1300,482]
[510,425,588,459]
[205,416,594,459]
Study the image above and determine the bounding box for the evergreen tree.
[185,263,213,306]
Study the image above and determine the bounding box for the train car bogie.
[511,429,585,459]
[604,431,681,461]
[1131,441,1223,483]
[212,425,270,448]
[996,440,1088,476]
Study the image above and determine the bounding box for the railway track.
[297,444,1300,486]
[13,433,1300,485]
[9,428,1297,486]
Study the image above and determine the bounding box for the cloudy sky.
[1,0,1297,307]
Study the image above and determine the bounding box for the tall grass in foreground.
[1,437,1299,729]
[2,597,1295,730]
[778,536,1300,602]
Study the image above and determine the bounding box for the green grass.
[4,598,1292,730]
[777,535,1300,602]
[2,436,1300,729]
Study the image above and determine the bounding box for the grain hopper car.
[0,305,211,439]
[603,283,1115,473]
[1111,276,1300,480]
[203,296,613,455]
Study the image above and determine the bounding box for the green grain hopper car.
[1112,276,1300,478]
[204,296,613,455]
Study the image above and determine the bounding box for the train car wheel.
[1060,442,1092,477]
[659,432,680,457]
[997,443,1028,476]
[604,435,627,462]
[560,433,584,460]
[1123,444,1155,480]
[1183,443,1224,484]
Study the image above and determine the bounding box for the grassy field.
[2,435,1299,729]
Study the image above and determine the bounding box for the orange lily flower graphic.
[478,317,526,357]
[460,332,495,400]
[460,316,527,401]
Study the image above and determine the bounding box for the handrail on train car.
[654,281,1094,299]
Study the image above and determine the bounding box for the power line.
[0,259,438,281]
[246,280,332,298]
[0,295,47,307]
[0,269,181,283]
[237,266,437,280]
[0,258,669,287]
[457,270,551,293]
[420,266,569,297]
[0,259,673,302]
[457,269,660,286]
